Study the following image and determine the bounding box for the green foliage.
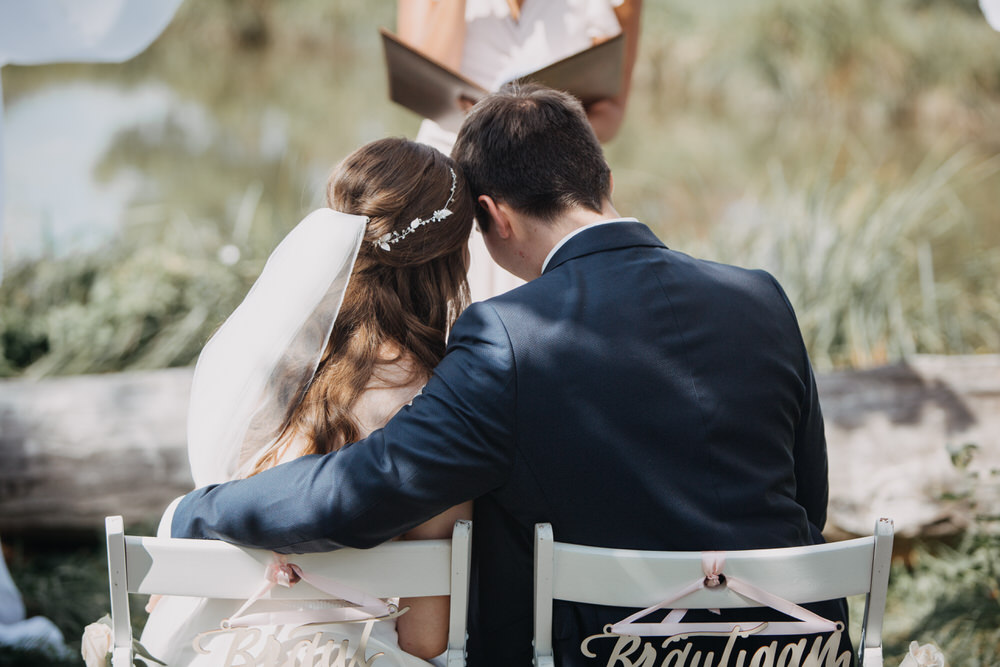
[885,534,1000,664]
[0,228,250,377]
[880,444,1000,664]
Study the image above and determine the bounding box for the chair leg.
[446,646,466,667]
[861,645,883,667]
[112,646,133,667]
[534,654,555,667]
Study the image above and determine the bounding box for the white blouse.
[416,0,623,153]
[461,0,624,90]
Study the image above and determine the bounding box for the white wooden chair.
[533,518,893,667]
[106,515,472,667]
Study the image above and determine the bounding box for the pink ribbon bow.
[223,554,397,629]
[610,552,841,638]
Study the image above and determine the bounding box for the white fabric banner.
[0,0,183,66]
[982,0,1000,31]
[0,0,183,270]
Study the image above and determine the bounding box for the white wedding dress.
[139,210,440,667]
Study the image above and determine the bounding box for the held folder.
[380,28,625,132]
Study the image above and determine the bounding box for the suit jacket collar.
[541,220,667,275]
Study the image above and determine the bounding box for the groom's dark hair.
[452,83,611,230]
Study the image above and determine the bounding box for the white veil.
[187,209,367,487]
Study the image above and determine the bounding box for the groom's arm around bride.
[173,83,841,667]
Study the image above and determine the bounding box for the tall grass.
[684,148,1000,370]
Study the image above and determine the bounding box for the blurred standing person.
[0,536,69,657]
[397,0,642,300]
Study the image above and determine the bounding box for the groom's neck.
[519,200,622,279]
[550,200,622,237]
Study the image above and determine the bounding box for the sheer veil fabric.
[187,209,367,487]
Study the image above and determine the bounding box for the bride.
[140,137,475,666]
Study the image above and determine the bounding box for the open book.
[380,28,625,132]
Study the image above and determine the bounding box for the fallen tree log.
[0,355,997,538]
[0,368,193,536]
[820,354,1000,540]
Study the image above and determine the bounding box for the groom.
[172,84,850,666]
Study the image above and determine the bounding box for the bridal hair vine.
[373,168,458,251]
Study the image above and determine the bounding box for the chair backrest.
[533,518,893,667]
[106,515,472,667]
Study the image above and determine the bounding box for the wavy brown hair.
[248,138,473,475]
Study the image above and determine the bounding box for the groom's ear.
[478,195,514,240]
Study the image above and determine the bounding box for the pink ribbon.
[610,552,841,638]
[223,554,396,629]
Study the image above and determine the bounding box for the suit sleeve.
[793,360,828,530]
[171,302,517,553]
[765,273,829,531]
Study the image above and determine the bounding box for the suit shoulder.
[668,251,799,315]
[449,300,515,348]
[667,249,776,289]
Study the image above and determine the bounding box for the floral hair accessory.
[374,168,457,251]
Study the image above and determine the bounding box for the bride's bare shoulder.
[352,345,429,437]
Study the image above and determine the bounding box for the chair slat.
[125,535,453,599]
[551,536,876,607]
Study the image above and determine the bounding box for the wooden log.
[0,368,194,536]
[0,355,997,538]
[820,354,1000,540]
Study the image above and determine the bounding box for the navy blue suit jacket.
[173,222,845,666]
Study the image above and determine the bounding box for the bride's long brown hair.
[247,138,473,475]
